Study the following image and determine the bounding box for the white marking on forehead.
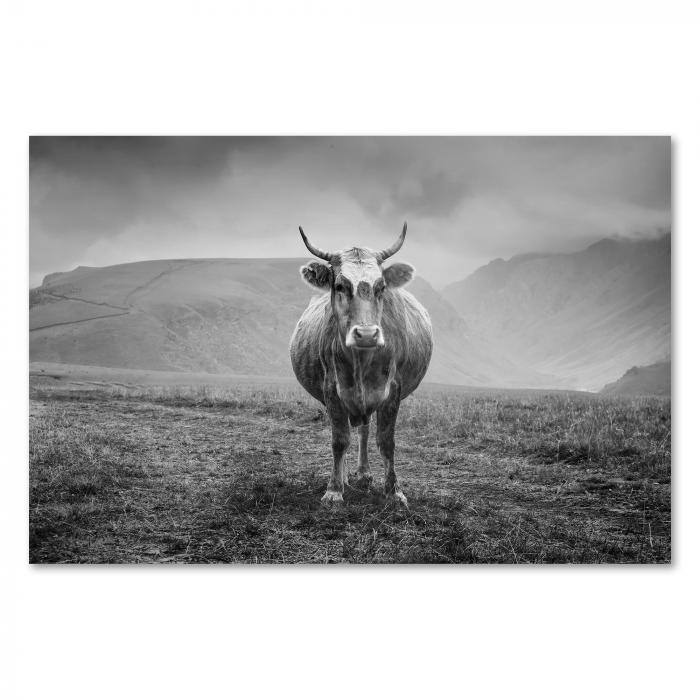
[334,247,382,287]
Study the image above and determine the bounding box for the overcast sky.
[29,136,671,288]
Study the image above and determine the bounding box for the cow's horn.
[376,222,407,263]
[299,226,332,261]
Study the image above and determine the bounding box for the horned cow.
[289,223,433,506]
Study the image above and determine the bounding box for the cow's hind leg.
[376,382,408,508]
[322,386,350,505]
[355,421,372,490]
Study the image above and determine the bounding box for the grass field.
[29,378,671,563]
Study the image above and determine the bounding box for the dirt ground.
[29,376,671,564]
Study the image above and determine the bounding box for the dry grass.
[29,381,671,563]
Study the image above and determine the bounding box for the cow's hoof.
[386,490,409,509]
[321,490,344,506]
[355,472,373,490]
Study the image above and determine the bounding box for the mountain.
[29,258,544,387]
[30,259,307,377]
[443,234,671,391]
[407,278,555,387]
[599,361,671,396]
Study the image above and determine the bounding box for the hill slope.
[29,258,546,387]
[30,259,308,376]
[600,361,671,396]
[443,234,671,391]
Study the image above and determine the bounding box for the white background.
[1,2,697,699]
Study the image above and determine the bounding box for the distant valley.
[443,233,671,391]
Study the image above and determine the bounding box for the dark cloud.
[31,136,237,177]
[29,136,671,287]
[30,137,232,241]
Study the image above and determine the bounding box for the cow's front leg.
[376,380,407,508]
[355,422,372,489]
[321,385,350,505]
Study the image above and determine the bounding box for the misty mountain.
[443,234,671,391]
[599,361,671,397]
[29,258,544,387]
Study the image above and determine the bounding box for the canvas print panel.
[29,136,671,563]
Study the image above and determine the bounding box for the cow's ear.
[383,262,414,288]
[300,261,332,289]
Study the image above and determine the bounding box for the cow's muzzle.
[346,325,384,349]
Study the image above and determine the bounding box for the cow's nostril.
[351,326,380,343]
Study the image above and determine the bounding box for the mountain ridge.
[600,360,671,396]
[29,257,549,388]
[30,233,671,391]
[443,232,670,391]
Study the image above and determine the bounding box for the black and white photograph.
[6,3,700,700]
[29,135,671,564]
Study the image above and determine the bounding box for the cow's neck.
[332,341,393,425]
[350,348,374,406]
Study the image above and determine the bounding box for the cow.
[289,223,433,507]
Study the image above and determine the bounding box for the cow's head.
[299,223,415,350]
